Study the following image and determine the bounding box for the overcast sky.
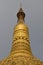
[0,0,43,61]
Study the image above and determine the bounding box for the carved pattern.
[12,36,30,43]
[14,29,28,34]
[0,52,43,65]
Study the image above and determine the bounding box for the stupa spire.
[10,7,32,56]
[0,6,43,65]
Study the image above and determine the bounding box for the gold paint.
[0,7,43,65]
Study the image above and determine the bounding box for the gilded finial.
[17,4,25,20]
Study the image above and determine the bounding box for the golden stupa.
[0,7,43,65]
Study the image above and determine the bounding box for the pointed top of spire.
[20,2,22,9]
[17,5,25,20]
